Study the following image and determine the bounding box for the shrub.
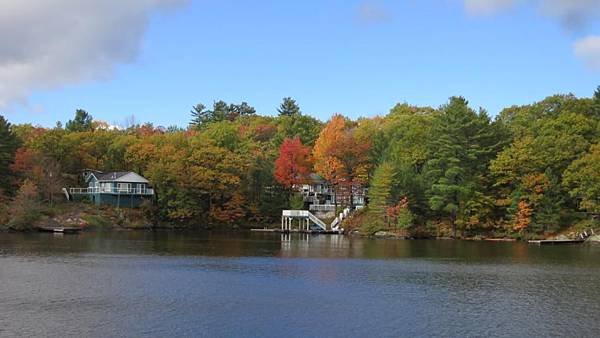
[8,180,41,230]
[83,215,112,229]
[289,193,304,210]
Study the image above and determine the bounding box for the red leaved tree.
[274,136,312,193]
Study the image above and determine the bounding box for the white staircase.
[282,210,328,231]
[330,207,351,232]
[307,212,328,231]
[282,207,354,233]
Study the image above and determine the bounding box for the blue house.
[69,170,154,207]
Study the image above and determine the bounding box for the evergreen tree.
[65,109,93,132]
[425,97,498,237]
[593,85,600,118]
[368,161,396,216]
[191,101,257,128]
[190,103,209,127]
[0,115,19,194]
[278,97,301,116]
[227,101,256,121]
[212,100,229,121]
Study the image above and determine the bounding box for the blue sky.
[2,0,599,127]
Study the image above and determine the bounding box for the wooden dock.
[528,239,585,245]
[37,226,83,234]
[251,228,340,235]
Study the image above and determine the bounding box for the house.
[69,170,154,207]
[299,173,366,213]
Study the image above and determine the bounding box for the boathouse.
[69,170,154,208]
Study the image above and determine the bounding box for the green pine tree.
[65,109,93,132]
[368,161,396,216]
[278,97,301,116]
[0,115,20,194]
[425,97,499,237]
[190,103,209,127]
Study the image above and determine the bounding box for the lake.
[1,231,600,337]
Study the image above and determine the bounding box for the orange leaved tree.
[313,114,371,209]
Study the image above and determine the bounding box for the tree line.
[1,89,599,237]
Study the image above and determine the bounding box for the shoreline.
[1,202,592,243]
[3,225,592,244]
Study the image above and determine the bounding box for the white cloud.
[464,0,600,69]
[356,1,392,24]
[464,0,518,16]
[0,0,186,109]
[574,36,600,70]
[464,0,600,27]
[541,0,600,30]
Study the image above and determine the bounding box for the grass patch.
[83,215,113,229]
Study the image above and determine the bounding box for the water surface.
[1,231,599,337]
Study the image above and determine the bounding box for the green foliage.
[360,212,385,235]
[396,207,414,229]
[65,109,93,132]
[368,161,395,216]
[203,121,245,152]
[8,180,41,230]
[424,97,501,236]
[244,155,287,222]
[3,88,599,235]
[83,215,113,229]
[0,115,20,193]
[563,143,600,213]
[289,193,305,210]
[0,191,9,227]
[190,100,256,128]
[278,97,301,116]
[274,114,322,146]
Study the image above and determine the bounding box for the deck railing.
[69,187,154,195]
[309,204,336,211]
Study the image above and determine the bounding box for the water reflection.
[2,231,600,264]
[2,231,600,337]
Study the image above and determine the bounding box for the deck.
[528,239,585,245]
[69,187,154,195]
[251,228,341,234]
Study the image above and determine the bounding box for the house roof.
[308,173,325,183]
[97,172,130,181]
[86,170,150,184]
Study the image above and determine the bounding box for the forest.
[1,89,599,238]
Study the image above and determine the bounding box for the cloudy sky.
[1,0,599,127]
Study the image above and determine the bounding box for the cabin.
[299,173,366,214]
[69,170,154,208]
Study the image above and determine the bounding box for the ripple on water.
[1,232,600,337]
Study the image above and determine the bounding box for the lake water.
[1,231,600,337]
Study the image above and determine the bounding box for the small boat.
[37,226,83,234]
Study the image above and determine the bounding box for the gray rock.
[374,231,397,238]
[587,235,600,242]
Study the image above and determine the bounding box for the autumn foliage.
[514,200,532,233]
[274,136,312,189]
[313,114,371,207]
